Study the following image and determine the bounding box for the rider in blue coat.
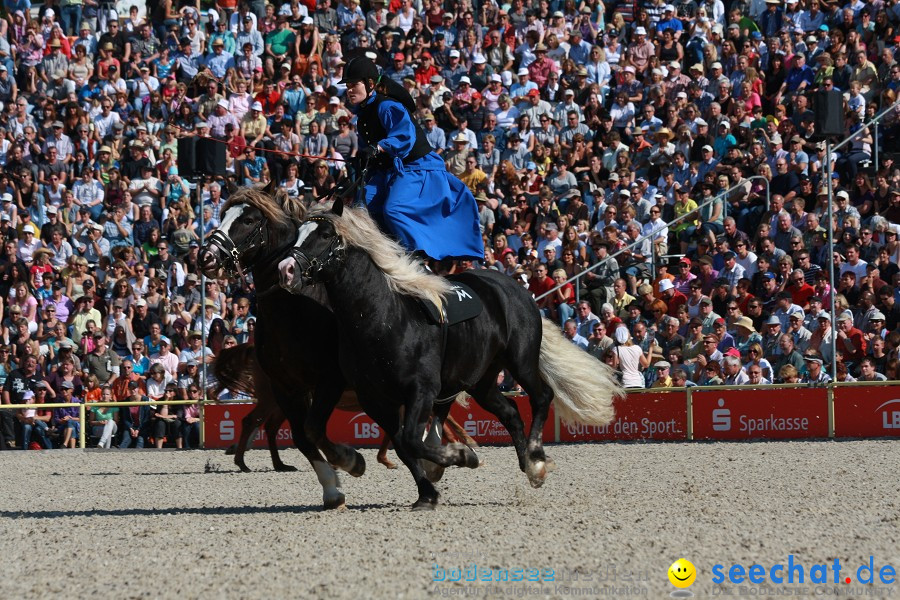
[339,57,483,261]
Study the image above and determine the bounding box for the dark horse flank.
[278,202,623,510]
[199,181,366,510]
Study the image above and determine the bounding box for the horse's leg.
[468,372,529,474]
[359,398,440,510]
[400,391,479,473]
[506,364,556,488]
[376,436,397,469]
[264,377,345,510]
[263,406,296,472]
[420,400,459,483]
[232,405,266,472]
[304,382,366,478]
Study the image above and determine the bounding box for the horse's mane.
[224,184,307,227]
[309,205,453,309]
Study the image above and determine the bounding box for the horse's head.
[199,181,303,279]
[278,201,346,292]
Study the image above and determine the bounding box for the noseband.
[206,218,268,277]
[288,217,346,284]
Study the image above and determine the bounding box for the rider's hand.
[358,145,379,164]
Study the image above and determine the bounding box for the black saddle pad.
[420,279,483,326]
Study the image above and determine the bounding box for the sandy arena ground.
[1,441,899,599]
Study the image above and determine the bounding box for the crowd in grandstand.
[0,0,898,449]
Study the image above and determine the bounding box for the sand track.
[1,441,899,599]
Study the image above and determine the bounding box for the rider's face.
[346,80,368,105]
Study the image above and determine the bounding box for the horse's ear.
[332,199,344,217]
[261,177,277,197]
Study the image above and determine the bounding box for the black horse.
[199,183,366,509]
[278,202,623,510]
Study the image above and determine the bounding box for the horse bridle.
[288,217,346,284]
[206,218,268,278]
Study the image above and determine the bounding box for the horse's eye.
[321,228,334,239]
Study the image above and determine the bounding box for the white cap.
[659,279,674,292]
[702,144,714,152]
[459,75,471,84]
[449,49,460,58]
[664,3,675,11]
[490,73,502,82]
[771,133,782,144]
[677,91,687,99]
[217,99,229,109]
[712,62,723,70]
[517,67,529,76]
[624,66,636,74]
[251,101,263,111]
[329,96,340,105]
[619,189,631,197]
[473,54,486,64]
[280,62,291,70]
[302,16,314,25]
[635,26,647,35]
[1,193,12,202]
[695,118,708,127]
[719,121,730,129]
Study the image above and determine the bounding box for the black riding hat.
[339,57,379,84]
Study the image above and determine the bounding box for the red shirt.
[840,327,867,363]
[528,275,555,298]
[415,64,439,86]
[666,290,688,316]
[788,282,816,308]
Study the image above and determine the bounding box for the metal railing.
[537,175,771,303]
[823,96,900,380]
[0,400,201,449]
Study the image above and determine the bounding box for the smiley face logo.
[668,559,697,588]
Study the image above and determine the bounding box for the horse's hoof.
[323,493,347,510]
[348,452,366,478]
[526,460,548,489]
[378,457,399,469]
[236,461,251,473]
[412,498,438,511]
[421,460,445,483]
[450,443,480,469]
[274,463,298,472]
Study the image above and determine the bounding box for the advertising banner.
[203,403,293,449]
[833,385,900,438]
[692,388,828,440]
[558,392,688,442]
[326,395,555,446]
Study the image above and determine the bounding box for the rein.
[288,216,347,284]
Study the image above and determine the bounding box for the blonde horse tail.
[537,318,623,426]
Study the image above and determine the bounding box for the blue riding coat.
[353,94,484,261]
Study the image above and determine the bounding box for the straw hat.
[734,316,756,333]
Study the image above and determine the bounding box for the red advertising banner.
[692,387,828,440]
[204,396,554,450]
[203,403,292,449]
[833,385,900,438]
[558,392,688,442]
[325,395,555,446]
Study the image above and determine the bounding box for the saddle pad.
[420,279,483,326]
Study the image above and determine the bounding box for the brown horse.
[214,343,476,472]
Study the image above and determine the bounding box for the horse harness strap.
[206,218,268,276]
[288,217,346,283]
